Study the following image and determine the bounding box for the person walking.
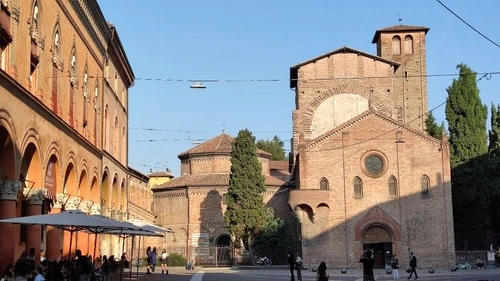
[295,252,303,281]
[391,254,399,280]
[287,251,295,281]
[407,252,418,280]
[316,261,329,281]
[359,250,375,281]
[160,249,168,274]
[146,247,153,274]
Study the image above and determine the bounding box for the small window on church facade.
[354,176,363,198]
[404,35,414,54]
[421,175,430,197]
[320,178,329,190]
[392,36,401,55]
[388,176,397,197]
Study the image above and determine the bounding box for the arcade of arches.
[0,125,127,267]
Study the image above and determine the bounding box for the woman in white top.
[296,252,303,281]
[160,249,169,274]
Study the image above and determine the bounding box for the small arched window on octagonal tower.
[319,177,329,190]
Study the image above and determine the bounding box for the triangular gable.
[304,110,442,151]
[290,46,400,88]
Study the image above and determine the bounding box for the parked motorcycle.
[253,256,272,266]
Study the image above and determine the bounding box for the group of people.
[0,248,136,281]
[287,251,304,281]
[145,246,169,275]
[361,250,418,281]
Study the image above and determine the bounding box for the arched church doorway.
[362,226,393,268]
[215,234,231,266]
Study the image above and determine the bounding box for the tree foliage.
[445,64,490,231]
[256,135,287,161]
[253,214,294,258]
[489,104,500,157]
[224,129,268,260]
[445,63,488,168]
[424,111,445,139]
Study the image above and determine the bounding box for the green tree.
[253,214,294,259]
[256,135,287,161]
[224,129,268,262]
[445,63,489,231]
[445,63,488,168]
[424,111,445,139]
[489,104,500,157]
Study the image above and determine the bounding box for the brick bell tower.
[372,25,430,131]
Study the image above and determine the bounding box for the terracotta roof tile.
[148,171,174,178]
[269,160,289,171]
[151,173,290,190]
[178,133,271,159]
[372,25,429,43]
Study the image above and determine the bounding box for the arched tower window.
[320,177,329,190]
[420,175,430,197]
[354,176,363,198]
[388,176,397,197]
[93,80,99,145]
[404,35,414,54]
[392,36,401,55]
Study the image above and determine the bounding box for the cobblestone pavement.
[123,266,499,281]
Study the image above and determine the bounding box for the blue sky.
[97,0,500,177]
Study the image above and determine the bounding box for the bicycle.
[456,261,472,270]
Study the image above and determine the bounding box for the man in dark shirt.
[360,250,375,281]
[287,251,295,281]
[408,252,418,280]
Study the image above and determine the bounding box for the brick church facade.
[289,25,455,269]
[153,25,455,269]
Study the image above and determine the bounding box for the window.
[320,177,329,190]
[404,35,413,54]
[361,151,388,178]
[420,175,430,197]
[388,176,397,197]
[68,48,77,127]
[392,36,401,55]
[354,176,363,198]
[82,66,88,128]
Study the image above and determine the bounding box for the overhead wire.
[436,0,500,49]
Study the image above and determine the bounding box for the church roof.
[304,110,443,151]
[148,171,174,178]
[289,46,400,88]
[371,24,429,43]
[151,173,291,191]
[178,133,271,159]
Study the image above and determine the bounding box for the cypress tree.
[445,63,489,231]
[489,104,500,157]
[445,63,488,168]
[424,111,445,139]
[224,129,268,261]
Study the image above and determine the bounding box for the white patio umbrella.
[127,218,172,233]
[99,228,163,280]
[0,210,140,259]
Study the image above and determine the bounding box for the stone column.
[46,193,69,261]
[0,180,23,270]
[24,188,44,265]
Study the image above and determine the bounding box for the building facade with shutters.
[0,0,134,269]
[288,25,455,269]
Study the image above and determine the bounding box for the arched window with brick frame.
[392,35,401,55]
[420,175,430,197]
[320,177,329,190]
[388,176,397,197]
[404,35,414,54]
[68,46,77,127]
[354,176,363,198]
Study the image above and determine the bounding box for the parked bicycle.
[253,256,272,266]
[456,261,472,270]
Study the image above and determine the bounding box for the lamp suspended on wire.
[190,81,206,89]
